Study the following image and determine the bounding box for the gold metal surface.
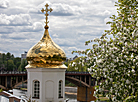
[41,3,53,29]
[26,4,66,68]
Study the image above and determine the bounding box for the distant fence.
[0,71,27,75]
[0,71,90,75]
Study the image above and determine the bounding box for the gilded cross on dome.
[41,3,53,29]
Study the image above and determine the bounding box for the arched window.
[33,80,40,99]
[58,80,63,98]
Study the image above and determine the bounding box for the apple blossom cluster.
[68,57,88,72]
[72,0,138,101]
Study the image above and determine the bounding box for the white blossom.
[75,67,78,70]
[126,79,130,84]
[94,38,99,42]
[131,54,134,58]
[132,69,135,72]
[124,55,127,58]
[103,68,107,71]
[109,78,113,82]
[71,1,138,101]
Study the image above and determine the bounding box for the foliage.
[67,57,89,72]
[14,57,21,68]
[7,60,16,71]
[20,59,28,71]
[65,80,76,87]
[0,88,3,92]
[72,0,138,101]
[64,60,70,67]
[0,52,27,71]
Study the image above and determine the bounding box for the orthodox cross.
[41,3,53,29]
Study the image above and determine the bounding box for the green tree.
[67,57,88,72]
[73,0,138,101]
[13,57,21,70]
[18,59,27,71]
[18,64,22,71]
[13,57,21,65]
[6,52,11,59]
[64,59,70,67]
[16,62,21,69]
[0,52,24,71]
[0,60,3,68]
[11,54,14,60]
[7,60,16,71]
[2,53,5,63]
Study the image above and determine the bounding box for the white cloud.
[32,22,43,31]
[51,3,81,16]
[28,8,41,14]
[28,2,81,16]
[52,33,58,37]
[104,17,112,24]
[97,10,111,16]
[0,14,31,25]
[0,14,10,25]
[0,0,118,58]
[28,1,51,14]
[0,0,9,8]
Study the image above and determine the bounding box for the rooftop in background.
[21,51,27,61]
[66,55,78,62]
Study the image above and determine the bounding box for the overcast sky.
[0,0,118,58]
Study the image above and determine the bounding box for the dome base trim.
[25,64,67,69]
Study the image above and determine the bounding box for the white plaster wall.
[27,67,66,102]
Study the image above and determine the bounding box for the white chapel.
[25,3,67,102]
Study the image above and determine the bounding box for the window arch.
[58,80,63,98]
[33,80,40,99]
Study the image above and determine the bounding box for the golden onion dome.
[26,3,66,68]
